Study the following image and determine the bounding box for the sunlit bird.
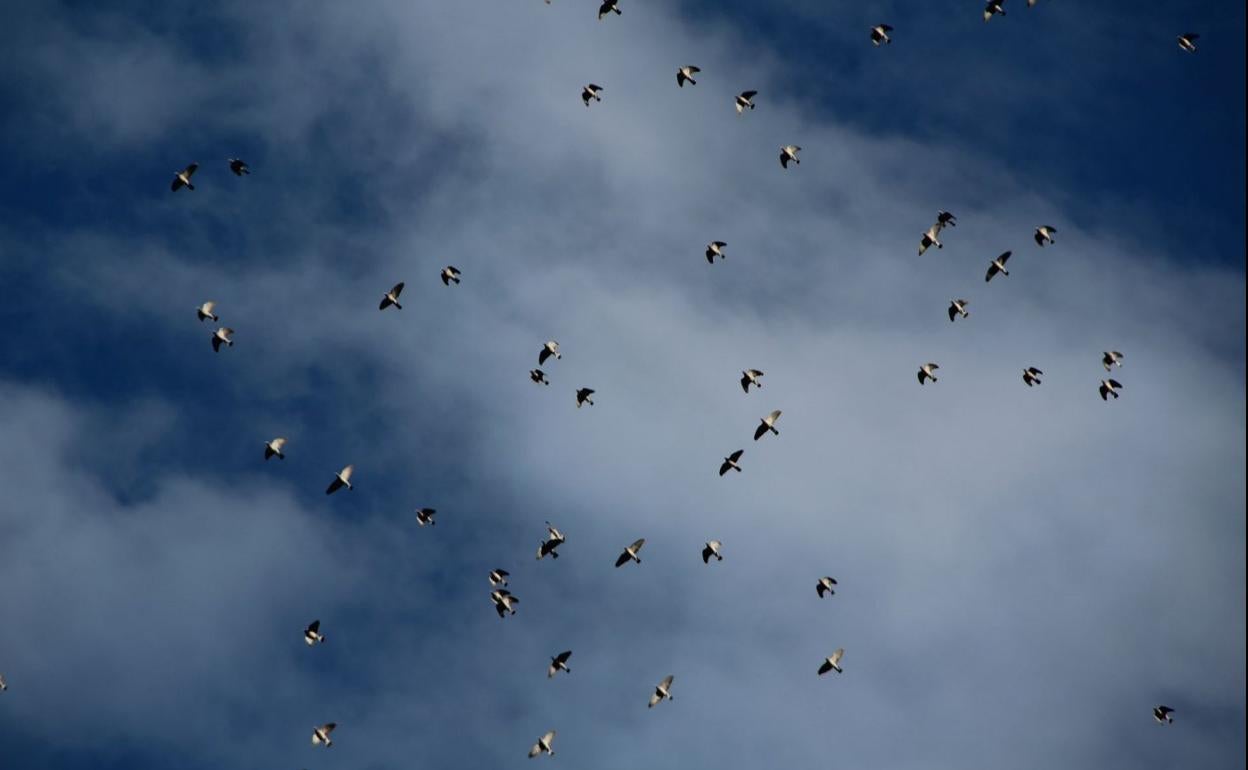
[441,266,461,285]
[818,648,845,675]
[1099,379,1123,400]
[615,538,646,567]
[677,65,701,87]
[325,464,354,495]
[706,240,727,264]
[740,369,764,393]
[735,90,757,114]
[264,437,287,460]
[753,410,782,440]
[702,540,723,563]
[648,675,675,707]
[304,620,325,646]
[196,301,218,322]
[548,650,573,678]
[528,730,557,758]
[1034,226,1056,246]
[984,0,1007,22]
[719,449,744,476]
[211,327,235,352]
[985,251,1012,282]
[1102,350,1124,371]
[948,299,969,322]
[780,145,801,168]
[489,569,510,588]
[817,576,838,598]
[539,340,561,365]
[311,723,336,747]
[537,521,565,560]
[415,507,437,527]
[918,362,940,385]
[379,282,405,310]
[1177,33,1199,53]
[492,589,519,617]
[582,83,603,106]
[870,24,893,45]
[171,162,198,192]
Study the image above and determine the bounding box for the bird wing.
[818,660,832,675]
[539,348,552,365]
[326,477,343,494]
[740,374,750,391]
[390,282,404,298]
[529,742,543,758]
[555,650,572,664]
[753,423,767,441]
[660,675,674,689]
[702,545,712,563]
[985,263,998,281]
[271,438,287,451]
[766,410,782,425]
[648,692,662,707]
[729,449,744,462]
[948,304,957,322]
[718,461,731,476]
[998,251,1012,265]
[185,162,199,178]
[881,24,894,32]
[339,465,354,483]
[307,620,320,633]
[740,90,757,100]
[212,335,223,352]
[780,152,790,168]
[1108,379,1122,388]
[630,538,646,552]
[615,551,631,567]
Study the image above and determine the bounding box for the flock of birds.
[2,0,1211,761]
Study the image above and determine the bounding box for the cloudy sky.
[1,1,1244,768]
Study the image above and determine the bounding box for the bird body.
[1153,705,1175,724]
[441,266,462,285]
[539,341,561,365]
[489,569,510,587]
[415,507,437,527]
[312,723,336,747]
[740,369,764,393]
[754,410,782,440]
[706,241,727,264]
[530,369,550,385]
[598,0,620,20]
[576,388,595,408]
[538,522,565,560]
[817,576,838,598]
[492,589,519,617]
[228,158,250,176]
[984,0,1006,21]
[870,24,893,45]
[1102,351,1124,371]
[1099,379,1123,400]
[1034,226,1056,246]
[582,84,603,106]
[919,224,944,254]
[548,650,573,678]
[529,730,557,758]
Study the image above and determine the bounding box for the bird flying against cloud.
[735,90,757,114]
[676,65,701,87]
[379,282,405,310]
[196,301,218,322]
[615,538,646,567]
[985,251,1012,282]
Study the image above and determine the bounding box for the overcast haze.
[0,1,1244,768]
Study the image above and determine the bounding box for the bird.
[1177,33,1199,53]
[754,410,782,440]
[415,507,437,527]
[264,437,287,460]
[1022,367,1043,386]
[1102,351,1124,371]
[598,0,621,20]
[676,65,701,87]
[719,449,744,476]
[304,620,325,646]
[528,730,557,758]
[984,0,1006,21]
[0,673,7,691]
[937,210,957,227]
[702,540,723,563]
[948,299,969,322]
[576,388,595,408]
[325,464,354,495]
[379,282,405,310]
[196,301,218,322]
[818,648,845,675]
[548,650,573,678]
[741,369,764,393]
[582,83,603,106]
[491,589,519,617]
[539,341,561,365]
[780,145,801,168]
[917,363,940,385]
[648,675,675,707]
[615,538,646,567]
[705,241,727,264]
[919,222,945,255]
[985,251,1012,282]
[171,162,199,192]
[211,327,235,352]
[537,521,565,560]
[1153,705,1175,724]
[1099,379,1123,400]
[870,24,893,45]
[311,723,336,747]
[489,569,510,588]
[530,369,550,386]
[1034,226,1056,246]
[441,266,462,285]
[735,90,757,114]
[228,158,250,176]
[816,576,838,598]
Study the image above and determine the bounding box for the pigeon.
[379,282,405,310]
[539,341,561,365]
[311,723,336,747]
[211,327,235,352]
[648,675,675,707]
[441,266,462,285]
[1034,226,1056,247]
[489,569,510,588]
[228,158,250,176]
[1023,367,1044,386]
[917,363,939,385]
[537,522,565,560]
[196,301,218,322]
[528,730,557,758]
[1099,379,1123,400]
[1177,33,1199,53]
[937,211,957,227]
[677,65,701,87]
[576,388,595,408]
[780,145,801,168]
[919,223,945,255]
[753,410,782,440]
[735,90,757,114]
[984,0,1006,22]
[870,24,893,45]
[702,540,723,563]
[1102,351,1124,371]
[171,162,199,192]
[325,464,354,495]
[818,648,845,675]
[985,251,1012,282]
[817,576,838,598]
[948,299,969,322]
[415,507,437,527]
[530,369,550,385]
[548,650,573,678]
[582,83,603,106]
[598,0,621,20]
[1153,705,1175,724]
[706,241,727,264]
[615,538,646,567]
[304,620,325,646]
[492,589,519,617]
[719,449,744,476]
[740,369,764,393]
[264,437,287,460]
[0,673,7,691]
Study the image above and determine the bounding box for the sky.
[0,1,1244,768]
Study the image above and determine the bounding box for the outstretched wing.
[615,550,631,567]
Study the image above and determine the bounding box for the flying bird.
[870,24,893,45]
[548,650,573,678]
[735,90,757,114]
[719,449,744,476]
[818,648,845,675]
[948,299,969,322]
[706,241,727,264]
[489,569,510,588]
[492,589,519,617]
[985,251,1012,282]
[0,673,7,691]
[753,410,782,440]
[311,723,336,747]
[598,0,621,20]
[1099,379,1123,400]
[304,620,325,646]
[379,282,405,310]
[325,464,354,495]
[1177,33,1199,53]
[228,158,250,176]
[415,507,437,527]
[171,162,198,192]
[817,576,838,598]
[1102,350,1124,371]
[196,301,218,322]
[937,210,957,227]
[441,266,462,285]
[582,83,603,106]
[1022,367,1043,386]
[530,369,550,386]
[648,675,675,707]
[676,65,701,87]
[740,369,764,393]
[984,0,1006,21]
[576,388,595,408]
[917,362,940,385]
[1153,705,1175,724]
[529,730,557,758]
[1034,226,1056,246]
[264,437,287,460]
[537,521,565,560]
[539,341,561,365]
[211,327,234,352]
[919,223,945,255]
[615,538,646,567]
[702,540,723,563]
[780,145,801,168]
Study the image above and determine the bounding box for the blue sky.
[0,1,1244,768]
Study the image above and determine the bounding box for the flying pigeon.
[1153,705,1175,724]
[576,388,595,408]
[530,369,550,385]
[870,24,893,45]
[780,145,801,169]
[676,65,701,87]
[489,569,510,588]
[441,266,462,285]
[304,620,325,646]
[196,301,218,322]
[648,675,675,707]
[702,540,723,563]
[1022,367,1043,386]
[228,158,250,176]
[548,650,573,678]
[537,521,565,560]
[379,282,405,310]
[719,449,744,476]
[264,437,287,460]
[735,90,757,114]
[211,327,235,352]
[985,251,1012,282]
[598,0,621,20]
[415,507,437,527]
[529,730,557,758]
[615,538,646,567]
[948,299,969,322]
[582,83,603,106]
[1099,379,1123,400]
[917,363,939,385]
[818,648,845,675]
[753,410,782,440]
[492,589,519,617]
[817,576,839,597]
[539,341,561,365]
[919,223,945,255]
[311,723,336,747]
[706,241,727,264]
[741,369,764,393]
[1102,351,1124,371]
[325,464,354,495]
[1034,226,1056,246]
[984,0,1006,21]
[171,162,198,192]
[1177,33,1199,53]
